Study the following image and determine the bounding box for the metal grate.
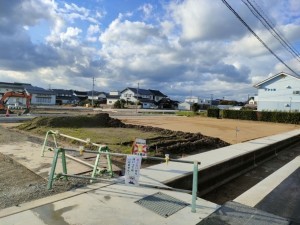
[135,192,189,218]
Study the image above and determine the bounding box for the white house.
[0,82,27,97]
[120,87,167,103]
[25,86,56,105]
[254,72,300,112]
[87,91,107,101]
[106,91,120,106]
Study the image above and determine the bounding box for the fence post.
[191,161,198,213]
[47,148,60,190]
[41,130,58,157]
[47,148,67,189]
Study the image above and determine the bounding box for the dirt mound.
[18,113,125,130]
[126,124,229,155]
[17,114,229,156]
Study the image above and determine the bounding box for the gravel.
[0,125,90,209]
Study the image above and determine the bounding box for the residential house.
[87,91,107,103]
[157,98,179,109]
[52,89,79,105]
[106,91,120,106]
[254,72,300,112]
[24,86,56,105]
[73,91,88,101]
[0,82,31,106]
[185,96,200,103]
[0,82,29,97]
[248,97,256,105]
[120,88,152,103]
[148,89,167,102]
[137,98,157,109]
[120,87,167,108]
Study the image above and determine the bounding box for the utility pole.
[136,83,139,113]
[92,77,95,107]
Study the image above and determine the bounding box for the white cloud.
[139,3,153,20]
[59,27,82,46]
[168,0,253,41]
[86,24,101,42]
[58,2,99,24]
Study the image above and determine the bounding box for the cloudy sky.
[1,0,300,101]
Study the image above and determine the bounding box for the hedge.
[208,109,300,124]
[222,110,258,121]
[207,108,220,118]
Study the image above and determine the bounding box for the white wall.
[107,98,119,105]
[178,102,191,110]
[31,94,56,105]
[257,75,300,112]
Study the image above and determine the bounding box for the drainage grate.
[135,192,189,218]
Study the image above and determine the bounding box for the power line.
[242,0,300,62]
[251,0,300,58]
[221,0,299,76]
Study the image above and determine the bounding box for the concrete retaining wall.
[165,134,300,196]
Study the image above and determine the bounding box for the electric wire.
[251,0,300,58]
[242,0,300,62]
[221,0,299,76]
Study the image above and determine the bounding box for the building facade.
[254,72,300,112]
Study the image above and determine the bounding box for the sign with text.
[125,155,142,186]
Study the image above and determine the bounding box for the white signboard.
[125,155,142,186]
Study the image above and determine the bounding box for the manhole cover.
[135,192,189,218]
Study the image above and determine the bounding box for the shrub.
[207,108,220,118]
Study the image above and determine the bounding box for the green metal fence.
[41,130,200,213]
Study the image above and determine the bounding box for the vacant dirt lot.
[120,116,300,144]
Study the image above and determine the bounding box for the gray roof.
[149,89,167,97]
[87,91,107,96]
[52,89,74,95]
[106,95,120,99]
[25,86,55,95]
[121,87,152,95]
[0,82,31,90]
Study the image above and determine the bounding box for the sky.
[0,0,300,101]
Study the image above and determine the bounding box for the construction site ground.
[0,112,299,213]
[119,115,300,144]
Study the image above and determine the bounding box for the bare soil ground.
[0,125,89,209]
[120,116,300,144]
[0,113,299,209]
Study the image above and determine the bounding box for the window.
[293,91,300,95]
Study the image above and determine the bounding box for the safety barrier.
[41,130,113,185]
[42,130,201,213]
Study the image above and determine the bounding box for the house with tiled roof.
[106,91,120,105]
[120,87,168,109]
[24,85,56,105]
[0,82,30,97]
[51,89,79,105]
[87,91,107,103]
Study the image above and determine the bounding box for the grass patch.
[33,127,161,154]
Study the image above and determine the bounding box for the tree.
[113,99,126,109]
[191,103,200,113]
